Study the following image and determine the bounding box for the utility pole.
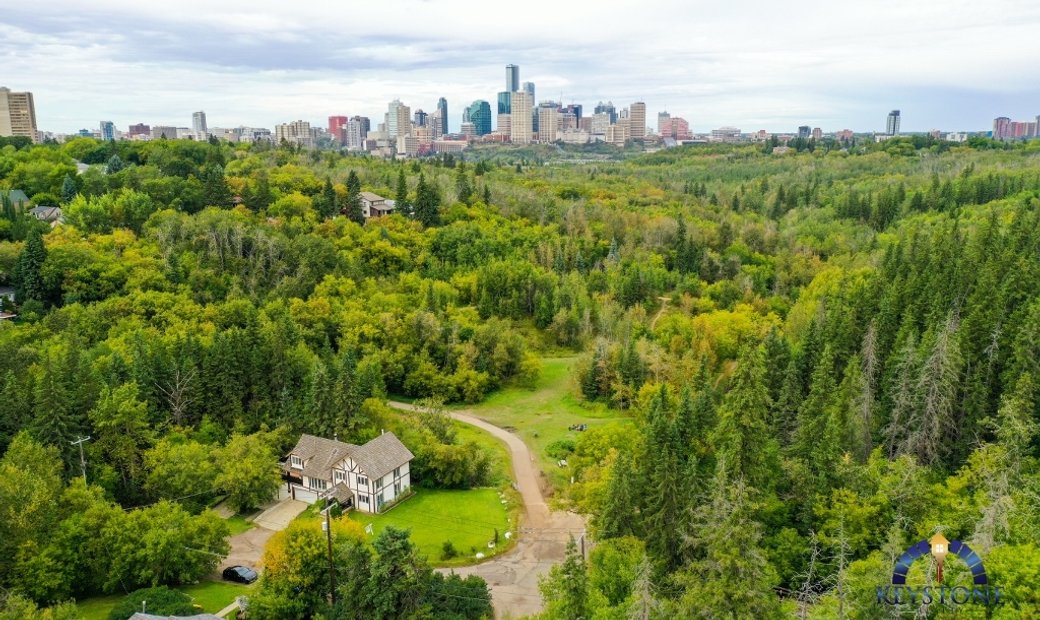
[322,492,337,606]
[70,436,91,483]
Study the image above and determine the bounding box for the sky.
[3,0,1040,134]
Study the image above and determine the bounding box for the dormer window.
[290,455,302,468]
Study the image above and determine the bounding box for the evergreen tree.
[393,169,409,216]
[482,185,491,205]
[596,450,639,539]
[60,174,77,204]
[413,173,441,227]
[455,167,473,205]
[345,170,364,224]
[539,537,591,620]
[316,177,338,220]
[250,170,273,211]
[200,164,232,208]
[13,228,47,305]
[710,344,776,489]
[106,154,125,174]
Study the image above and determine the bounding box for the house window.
[334,470,345,484]
[393,467,400,478]
[357,475,368,488]
[290,455,302,468]
[360,495,369,505]
[307,478,328,492]
[394,481,401,495]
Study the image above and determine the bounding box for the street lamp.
[930,533,949,583]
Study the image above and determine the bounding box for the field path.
[388,401,586,618]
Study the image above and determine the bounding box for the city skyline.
[4,0,1039,134]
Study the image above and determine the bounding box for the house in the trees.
[283,432,413,513]
[0,189,29,208]
[359,192,395,218]
[29,205,63,225]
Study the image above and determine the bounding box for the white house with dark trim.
[283,432,413,513]
[359,192,394,218]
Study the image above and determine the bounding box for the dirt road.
[388,401,586,618]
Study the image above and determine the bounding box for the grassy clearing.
[348,487,516,567]
[461,357,633,488]
[76,581,251,620]
[225,513,255,536]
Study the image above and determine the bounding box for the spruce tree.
[710,344,776,489]
[413,173,441,227]
[316,177,338,220]
[394,169,410,216]
[345,171,364,224]
[61,174,77,204]
[596,450,638,539]
[13,228,46,305]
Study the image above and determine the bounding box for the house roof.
[289,432,413,482]
[359,191,386,202]
[1,189,29,204]
[29,205,63,221]
[329,481,355,504]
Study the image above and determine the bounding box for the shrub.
[545,438,576,459]
[108,586,194,620]
[441,540,458,560]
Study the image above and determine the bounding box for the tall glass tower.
[506,64,519,93]
[437,97,448,134]
[468,100,492,135]
[497,91,511,115]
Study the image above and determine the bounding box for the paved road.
[389,401,586,619]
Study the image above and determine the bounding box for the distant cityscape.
[2,66,1038,158]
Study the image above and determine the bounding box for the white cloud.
[3,0,1040,133]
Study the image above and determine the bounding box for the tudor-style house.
[283,432,414,514]
[359,192,394,218]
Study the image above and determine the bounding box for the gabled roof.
[352,432,414,480]
[1,189,29,205]
[289,431,413,482]
[359,191,386,203]
[29,205,62,221]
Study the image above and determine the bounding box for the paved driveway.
[219,492,308,572]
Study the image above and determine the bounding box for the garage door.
[291,487,318,504]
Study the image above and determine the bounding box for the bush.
[441,540,458,560]
[108,586,195,620]
[546,439,576,459]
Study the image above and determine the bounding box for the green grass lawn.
[461,357,633,488]
[77,580,252,620]
[348,487,516,567]
[224,513,255,536]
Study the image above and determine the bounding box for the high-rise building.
[275,120,314,147]
[99,121,116,141]
[413,109,428,127]
[437,98,448,134]
[672,117,691,140]
[797,125,811,139]
[658,111,671,136]
[496,114,511,136]
[151,126,178,140]
[192,110,208,135]
[387,99,411,139]
[563,104,582,122]
[538,102,559,142]
[992,117,1011,140]
[629,102,646,141]
[524,83,537,133]
[812,127,823,140]
[594,101,617,124]
[505,64,520,93]
[497,91,511,115]
[0,87,38,143]
[328,115,348,136]
[591,112,611,136]
[467,100,492,136]
[510,91,533,144]
[128,123,151,137]
[345,116,369,150]
[460,122,475,138]
[886,110,901,135]
[429,109,444,139]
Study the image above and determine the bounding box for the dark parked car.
[222,565,258,584]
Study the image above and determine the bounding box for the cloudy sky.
[4,0,1040,134]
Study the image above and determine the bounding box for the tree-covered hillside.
[2,135,1040,618]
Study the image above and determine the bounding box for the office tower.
[0,87,38,142]
[387,99,411,139]
[460,122,475,137]
[886,110,901,135]
[497,113,512,135]
[506,64,520,92]
[128,123,151,137]
[560,111,577,131]
[563,104,582,122]
[437,97,448,134]
[992,117,1011,140]
[510,91,533,143]
[591,112,610,136]
[672,117,691,140]
[497,91,511,115]
[538,103,559,142]
[523,83,537,133]
[629,101,646,141]
[429,109,444,139]
[151,126,178,140]
[345,116,369,150]
[658,111,671,136]
[594,101,617,124]
[467,100,492,136]
[99,121,116,141]
[328,115,348,136]
[192,110,208,135]
[797,125,811,139]
[812,127,823,140]
[275,120,314,147]
[413,109,428,127]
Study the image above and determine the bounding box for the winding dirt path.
[388,401,586,618]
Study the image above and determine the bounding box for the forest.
[2,133,1040,618]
